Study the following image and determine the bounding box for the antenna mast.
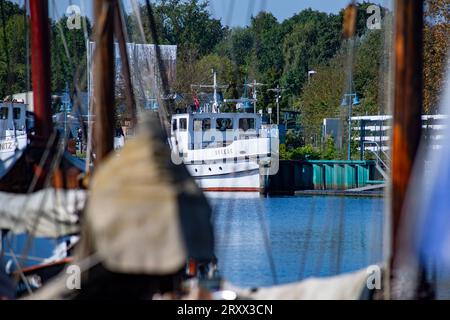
[245,80,266,114]
[190,69,228,113]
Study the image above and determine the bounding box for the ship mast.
[390,0,425,299]
[29,0,52,138]
[92,0,116,163]
[190,69,228,113]
[245,80,266,114]
[213,70,218,109]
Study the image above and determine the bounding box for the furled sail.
[0,188,86,238]
[227,268,370,300]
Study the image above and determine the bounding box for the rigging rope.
[298,200,316,280]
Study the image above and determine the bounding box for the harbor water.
[209,194,385,288]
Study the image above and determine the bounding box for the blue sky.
[13,0,391,26]
[208,0,391,27]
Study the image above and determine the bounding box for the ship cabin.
[0,101,29,133]
[171,112,262,151]
[0,101,30,161]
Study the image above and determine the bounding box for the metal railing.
[362,140,391,172]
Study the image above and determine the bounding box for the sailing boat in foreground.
[0,0,88,298]
[19,0,216,299]
[4,0,447,300]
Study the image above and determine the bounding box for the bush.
[321,137,338,160]
[289,145,321,160]
[279,143,290,160]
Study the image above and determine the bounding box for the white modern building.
[323,114,448,154]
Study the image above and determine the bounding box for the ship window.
[216,118,233,131]
[172,119,177,131]
[13,108,21,120]
[194,119,202,131]
[202,119,211,131]
[0,107,8,120]
[239,118,255,131]
[179,118,187,131]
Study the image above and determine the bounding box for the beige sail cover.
[79,119,193,275]
[228,268,369,300]
[0,188,85,238]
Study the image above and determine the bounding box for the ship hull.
[186,161,261,192]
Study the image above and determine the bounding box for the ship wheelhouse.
[171,113,262,152]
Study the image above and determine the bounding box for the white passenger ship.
[170,71,279,193]
[170,111,278,192]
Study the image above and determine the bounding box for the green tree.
[176,53,234,97]
[0,13,27,97]
[321,137,338,160]
[296,52,346,145]
[129,0,226,58]
[423,0,450,114]
[0,1,26,98]
[50,16,91,94]
[246,12,283,111]
[354,29,384,115]
[280,10,341,98]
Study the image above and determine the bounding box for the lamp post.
[268,85,284,125]
[60,83,72,137]
[341,93,360,160]
[308,70,317,83]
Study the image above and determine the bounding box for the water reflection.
[208,194,384,288]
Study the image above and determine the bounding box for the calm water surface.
[208,194,385,288]
[5,194,450,298]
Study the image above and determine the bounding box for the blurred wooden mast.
[390,0,424,298]
[92,0,116,163]
[30,0,52,138]
[114,1,137,130]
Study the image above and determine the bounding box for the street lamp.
[341,92,360,161]
[308,70,317,83]
[268,85,284,125]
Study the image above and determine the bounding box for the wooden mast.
[92,0,116,163]
[29,0,52,138]
[390,0,424,297]
[114,1,137,130]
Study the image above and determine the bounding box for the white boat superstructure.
[170,112,278,192]
[0,102,29,176]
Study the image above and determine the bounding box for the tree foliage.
[424,0,450,114]
[0,2,26,97]
[50,17,90,93]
